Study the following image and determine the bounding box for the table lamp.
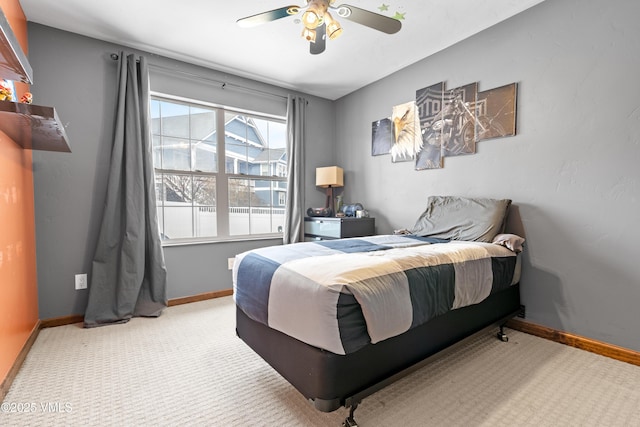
[316,166,344,216]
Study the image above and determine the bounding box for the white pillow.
[492,233,525,253]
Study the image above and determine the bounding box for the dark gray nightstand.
[304,217,375,241]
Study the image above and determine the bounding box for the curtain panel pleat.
[84,53,167,327]
[283,95,306,244]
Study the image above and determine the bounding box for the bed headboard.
[504,204,526,238]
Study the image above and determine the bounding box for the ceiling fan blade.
[237,5,301,28]
[334,4,402,34]
[310,24,326,55]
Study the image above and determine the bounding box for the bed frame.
[236,283,522,426]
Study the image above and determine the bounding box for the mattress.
[233,235,520,355]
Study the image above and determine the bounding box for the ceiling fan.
[237,0,402,55]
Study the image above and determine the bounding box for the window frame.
[150,92,288,245]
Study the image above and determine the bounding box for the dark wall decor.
[371,117,392,156]
[475,83,518,140]
[439,82,478,158]
[372,81,517,170]
[415,81,444,169]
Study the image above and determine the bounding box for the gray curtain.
[283,95,307,244]
[84,53,167,327]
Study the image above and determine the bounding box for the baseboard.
[506,318,640,367]
[1,321,41,402]
[39,289,235,328]
[167,289,233,307]
[41,314,84,328]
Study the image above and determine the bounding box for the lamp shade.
[316,166,344,188]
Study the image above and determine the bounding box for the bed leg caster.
[497,325,509,342]
[342,403,359,427]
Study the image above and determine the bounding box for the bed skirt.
[236,282,521,412]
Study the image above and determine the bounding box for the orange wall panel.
[0,0,39,386]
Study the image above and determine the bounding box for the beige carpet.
[2,296,639,427]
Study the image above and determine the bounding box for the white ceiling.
[20,0,545,100]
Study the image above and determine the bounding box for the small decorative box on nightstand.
[304,217,375,241]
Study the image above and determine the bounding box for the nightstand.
[304,217,375,241]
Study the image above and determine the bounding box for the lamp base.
[326,186,335,216]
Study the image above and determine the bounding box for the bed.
[233,196,525,426]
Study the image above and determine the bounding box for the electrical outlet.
[227,257,235,270]
[75,273,87,290]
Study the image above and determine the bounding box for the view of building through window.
[151,96,287,241]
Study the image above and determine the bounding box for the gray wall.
[334,0,640,351]
[28,24,336,318]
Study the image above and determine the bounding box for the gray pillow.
[410,196,512,242]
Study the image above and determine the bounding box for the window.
[151,95,287,242]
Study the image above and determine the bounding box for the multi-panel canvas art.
[440,82,478,158]
[390,101,422,163]
[415,82,444,170]
[373,81,517,171]
[475,83,517,141]
[371,118,393,156]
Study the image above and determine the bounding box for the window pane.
[190,106,217,173]
[193,142,217,173]
[190,107,216,141]
[155,173,165,204]
[163,207,194,239]
[192,176,216,206]
[162,173,192,204]
[269,121,288,178]
[192,176,216,237]
[225,114,249,174]
[152,135,163,169]
[267,121,287,149]
[160,174,194,239]
[252,179,271,207]
[160,102,189,138]
[150,99,161,134]
[194,205,217,238]
[251,180,273,235]
[273,181,286,233]
[155,174,167,239]
[162,137,190,171]
[229,178,250,235]
[274,181,287,208]
[228,178,249,207]
[225,140,248,174]
[253,118,287,178]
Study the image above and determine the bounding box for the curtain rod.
[110,53,288,101]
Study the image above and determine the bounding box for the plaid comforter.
[233,235,519,355]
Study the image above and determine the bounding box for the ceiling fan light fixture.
[302,9,321,29]
[302,27,317,42]
[303,0,330,29]
[324,11,342,40]
[327,24,343,40]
